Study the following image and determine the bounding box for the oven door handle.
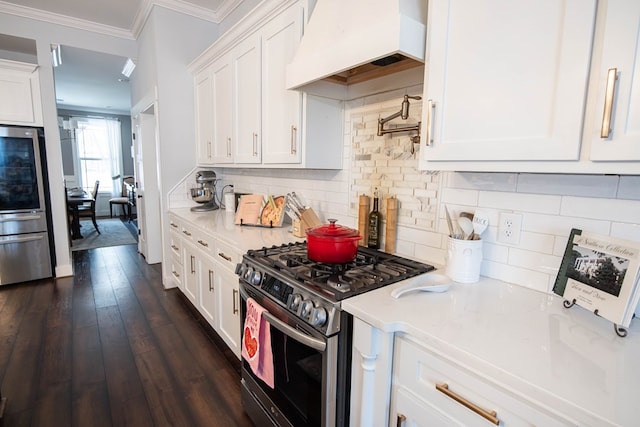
[239,285,327,352]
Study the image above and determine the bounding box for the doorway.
[53,45,138,250]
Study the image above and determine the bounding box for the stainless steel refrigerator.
[0,126,54,285]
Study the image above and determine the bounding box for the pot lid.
[306,219,360,239]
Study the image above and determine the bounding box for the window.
[74,117,122,195]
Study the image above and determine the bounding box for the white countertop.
[343,274,640,426]
[170,207,303,251]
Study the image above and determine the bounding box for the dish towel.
[242,297,274,388]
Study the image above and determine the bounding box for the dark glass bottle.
[367,188,381,249]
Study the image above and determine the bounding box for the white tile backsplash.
[212,90,640,295]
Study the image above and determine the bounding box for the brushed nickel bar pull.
[601,68,618,138]
[232,289,238,314]
[172,270,180,278]
[227,137,232,157]
[253,132,258,156]
[290,125,297,154]
[170,244,179,251]
[426,99,435,146]
[182,230,191,236]
[218,252,232,262]
[197,239,208,248]
[170,222,178,228]
[190,255,195,274]
[208,270,214,291]
[396,413,406,427]
[436,383,499,425]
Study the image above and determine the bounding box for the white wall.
[0,12,137,277]
[221,87,640,296]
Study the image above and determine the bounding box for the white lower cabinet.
[182,241,200,306]
[391,337,573,427]
[215,265,241,357]
[198,255,217,326]
[174,219,242,358]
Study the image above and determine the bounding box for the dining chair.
[109,176,134,220]
[76,180,100,234]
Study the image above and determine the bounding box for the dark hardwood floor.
[0,244,254,427]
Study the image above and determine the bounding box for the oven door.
[239,282,337,427]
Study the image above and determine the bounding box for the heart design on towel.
[244,326,258,358]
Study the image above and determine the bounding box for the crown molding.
[0,0,242,41]
[0,0,135,40]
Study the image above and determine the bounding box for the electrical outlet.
[498,212,522,245]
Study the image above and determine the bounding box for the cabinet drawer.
[215,239,241,270]
[192,232,215,255]
[169,253,183,287]
[169,230,182,258]
[393,337,574,426]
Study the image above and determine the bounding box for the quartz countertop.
[342,275,640,426]
[170,207,303,252]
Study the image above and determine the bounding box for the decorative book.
[553,229,640,329]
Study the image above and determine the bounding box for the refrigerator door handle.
[0,235,45,245]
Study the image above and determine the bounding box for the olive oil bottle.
[367,188,381,249]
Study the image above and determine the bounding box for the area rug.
[71,218,137,251]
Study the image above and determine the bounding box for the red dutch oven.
[306,219,361,263]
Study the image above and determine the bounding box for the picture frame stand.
[562,298,629,338]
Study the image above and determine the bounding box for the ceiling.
[0,0,237,115]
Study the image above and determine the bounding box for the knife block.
[293,208,322,238]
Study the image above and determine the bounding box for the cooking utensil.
[458,216,474,240]
[306,219,360,263]
[472,210,489,239]
[444,205,455,237]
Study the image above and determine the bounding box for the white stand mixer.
[190,170,219,212]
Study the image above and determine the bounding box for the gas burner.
[243,241,435,301]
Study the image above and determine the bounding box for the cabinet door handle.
[233,289,238,314]
[396,413,406,427]
[208,270,214,291]
[208,141,212,159]
[197,239,208,248]
[600,68,618,139]
[218,252,232,262]
[253,132,258,156]
[426,99,435,146]
[435,383,499,425]
[227,137,232,157]
[290,125,297,154]
[190,255,195,274]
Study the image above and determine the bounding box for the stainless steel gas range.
[236,242,434,427]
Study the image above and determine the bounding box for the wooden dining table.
[66,191,94,239]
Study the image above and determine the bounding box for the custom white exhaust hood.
[286,0,427,90]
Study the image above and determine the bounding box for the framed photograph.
[553,229,640,328]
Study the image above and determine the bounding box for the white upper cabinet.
[233,35,262,164]
[588,0,640,162]
[195,69,214,165]
[420,0,596,164]
[0,59,43,126]
[261,4,303,164]
[190,0,343,170]
[211,53,234,164]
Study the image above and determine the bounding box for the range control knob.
[242,267,253,282]
[310,306,327,327]
[289,293,303,311]
[248,270,262,286]
[300,299,314,319]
